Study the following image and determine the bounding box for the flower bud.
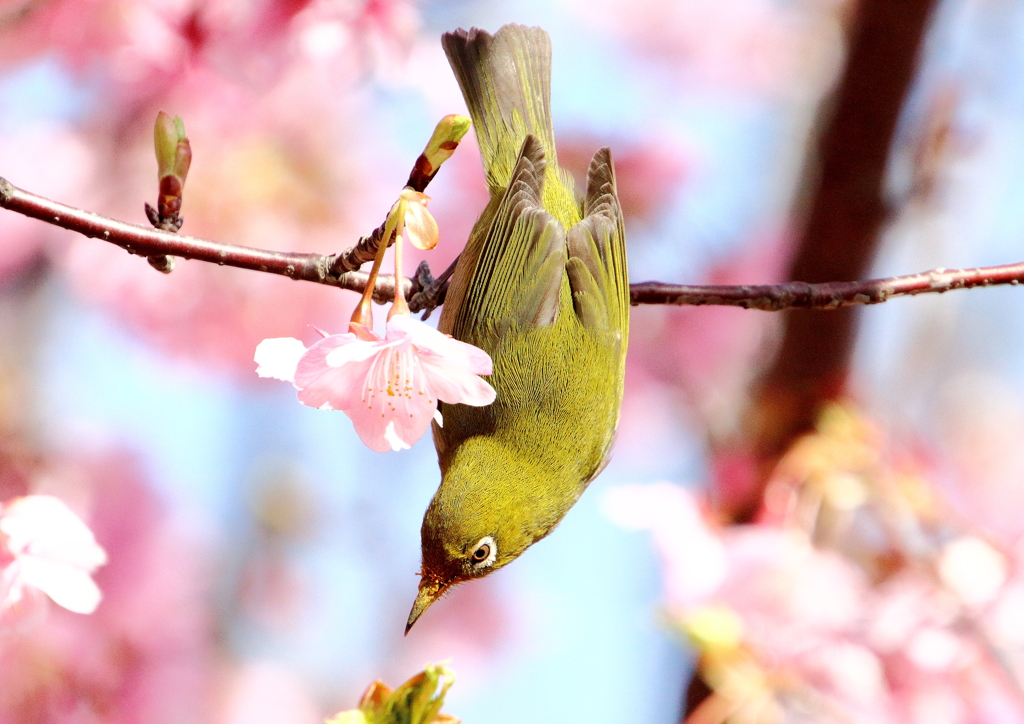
[407,115,471,191]
[422,115,471,173]
[358,680,393,712]
[390,664,457,724]
[153,111,192,222]
[324,663,459,724]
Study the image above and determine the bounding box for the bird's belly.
[488,332,621,480]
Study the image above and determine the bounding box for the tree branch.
[3,176,1024,314]
[630,265,1024,309]
[0,176,412,304]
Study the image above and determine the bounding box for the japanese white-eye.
[407,24,629,632]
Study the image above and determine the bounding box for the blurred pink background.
[3,0,1024,722]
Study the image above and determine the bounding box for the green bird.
[406,24,629,632]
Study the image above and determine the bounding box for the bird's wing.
[442,134,568,343]
[566,148,629,337]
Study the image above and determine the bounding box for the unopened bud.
[392,664,457,724]
[153,111,192,222]
[407,115,471,191]
[422,115,470,172]
[358,680,393,713]
[326,664,458,724]
[154,112,191,182]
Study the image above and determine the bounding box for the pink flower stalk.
[0,495,108,617]
[255,314,496,453]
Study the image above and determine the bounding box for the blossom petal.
[296,333,363,373]
[255,338,309,382]
[386,315,492,375]
[383,422,412,452]
[345,347,437,452]
[386,382,439,448]
[323,338,395,369]
[296,359,375,412]
[403,199,439,250]
[1,496,107,570]
[293,334,378,411]
[348,396,433,453]
[17,556,102,614]
[419,355,497,406]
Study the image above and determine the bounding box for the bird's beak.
[405,577,447,635]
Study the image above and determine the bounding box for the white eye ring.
[470,536,497,569]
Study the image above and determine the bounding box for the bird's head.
[405,438,572,633]
[405,528,504,634]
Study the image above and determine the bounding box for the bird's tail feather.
[442,25,558,196]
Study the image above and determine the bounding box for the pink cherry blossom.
[255,314,495,453]
[0,495,108,618]
[0,449,219,721]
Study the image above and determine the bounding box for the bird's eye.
[470,536,497,569]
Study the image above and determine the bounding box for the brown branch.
[630,264,1024,309]
[330,221,396,275]
[4,177,1024,315]
[0,177,412,304]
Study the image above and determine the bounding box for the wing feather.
[440,135,567,342]
[566,148,629,336]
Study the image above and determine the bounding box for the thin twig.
[3,177,1024,314]
[630,265,1024,310]
[0,177,411,304]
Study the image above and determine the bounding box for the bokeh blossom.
[0,495,107,620]
[611,405,1024,724]
[4,0,1024,721]
[0,450,218,722]
[256,315,495,453]
[607,483,886,723]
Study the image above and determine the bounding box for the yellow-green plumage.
[407,24,629,631]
